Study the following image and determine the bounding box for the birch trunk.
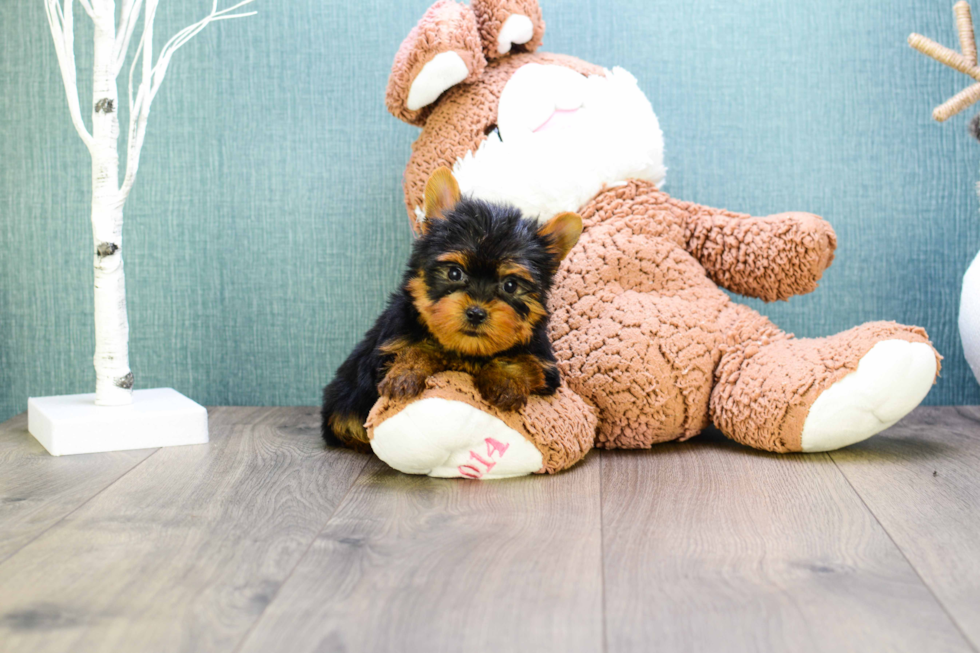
[90,2,132,406]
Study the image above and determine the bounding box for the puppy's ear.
[538,212,582,262]
[386,0,488,127]
[421,167,462,232]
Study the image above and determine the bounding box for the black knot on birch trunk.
[114,372,134,389]
[96,242,119,258]
[94,98,114,114]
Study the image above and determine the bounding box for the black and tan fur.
[321,167,582,449]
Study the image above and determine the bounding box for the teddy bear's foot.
[371,398,545,479]
[711,321,940,453]
[800,339,937,452]
[365,372,596,478]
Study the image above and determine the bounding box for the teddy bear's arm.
[683,205,837,302]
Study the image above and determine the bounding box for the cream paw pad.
[371,397,544,479]
[801,340,939,452]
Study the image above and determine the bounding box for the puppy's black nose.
[465,306,487,326]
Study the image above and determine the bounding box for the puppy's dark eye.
[448,266,464,282]
[502,278,519,294]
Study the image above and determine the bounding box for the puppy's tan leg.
[378,340,446,400]
[474,354,547,411]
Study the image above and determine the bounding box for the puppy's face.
[407,168,581,357]
[409,247,547,358]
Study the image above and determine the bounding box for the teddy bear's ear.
[385,0,488,126]
[471,0,545,61]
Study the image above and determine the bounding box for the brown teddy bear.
[362,0,941,479]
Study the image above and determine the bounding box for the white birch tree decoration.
[28,0,255,455]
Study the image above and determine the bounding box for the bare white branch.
[121,0,155,198]
[120,0,255,198]
[149,0,255,101]
[117,0,134,28]
[127,18,145,116]
[43,0,94,150]
[76,0,94,18]
[112,0,144,74]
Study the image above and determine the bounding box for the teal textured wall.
[1,0,979,422]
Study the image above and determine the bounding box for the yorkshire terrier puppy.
[321,167,582,450]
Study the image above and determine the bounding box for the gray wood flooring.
[0,406,977,653]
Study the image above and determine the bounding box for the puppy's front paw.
[475,373,530,412]
[378,369,429,400]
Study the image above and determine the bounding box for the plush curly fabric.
[385,0,487,126]
[551,181,812,448]
[471,0,545,60]
[686,209,837,302]
[365,372,596,474]
[546,180,938,451]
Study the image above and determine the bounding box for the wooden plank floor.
[0,407,978,653]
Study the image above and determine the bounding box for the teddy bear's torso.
[548,180,774,448]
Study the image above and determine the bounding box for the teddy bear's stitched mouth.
[533,107,581,134]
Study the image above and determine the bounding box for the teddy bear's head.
[387,0,666,232]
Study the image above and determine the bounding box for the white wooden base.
[28,388,208,456]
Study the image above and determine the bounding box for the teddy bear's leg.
[553,289,723,449]
[364,372,596,478]
[710,306,940,453]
